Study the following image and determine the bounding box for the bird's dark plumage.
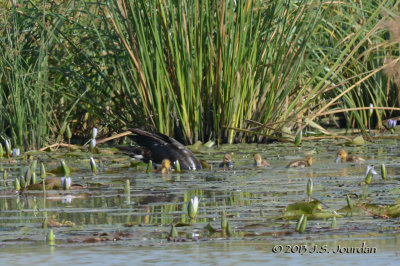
[119,128,202,170]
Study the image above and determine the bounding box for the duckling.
[336,148,365,163]
[254,153,270,167]
[156,159,172,174]
[118,128,202,170]
[219,153,234,169]
[286,155,313,168]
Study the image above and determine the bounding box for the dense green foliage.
[0,0,399,149]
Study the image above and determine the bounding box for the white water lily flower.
[90,138,96,149]
[365,165,377,176]
[92,127,98,139]
[5,139,11,154]
[188,196,199,219]
[61,177,72,190]
[369,103,374,117]
[12,148,20,157]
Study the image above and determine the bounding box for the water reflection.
[0,140,400,263]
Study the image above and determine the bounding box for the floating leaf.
[204,140,215,148]
[351,136,365,145]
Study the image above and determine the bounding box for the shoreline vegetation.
[1,0,400,151]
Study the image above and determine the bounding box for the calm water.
[1,140,400,264]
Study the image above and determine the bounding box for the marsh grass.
[0,0,399,147]
[104,0,400,143]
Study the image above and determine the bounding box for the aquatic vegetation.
[221,210,227,230]
[294,131,302,147]
[388,119,397,134]
[0,1,399,148]
[0,130,399,257]
[61,160,71,177]
[365,165,378,185]
[381,163,387,180]
[90,157,98,175]
[295,214,307,233]
[187,196,199,220]
[307,178,313,202]
[47,229,55,245]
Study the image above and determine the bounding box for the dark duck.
[118,128,202,170]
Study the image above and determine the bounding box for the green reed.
[0,0,399,147]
